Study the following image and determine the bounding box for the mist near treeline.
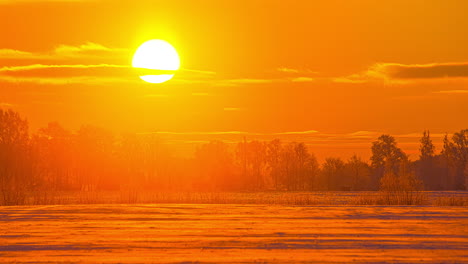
[0,108,467,205]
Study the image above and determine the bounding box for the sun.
[132,39,180,84]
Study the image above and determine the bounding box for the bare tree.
[236,140,268,190]
[321,157,345,191]
[379,160,425,205]
[0,109,32,205]
[345,155,371,191]
[442,130,468,189]
[370,134,406,189]
[417,130,438,190]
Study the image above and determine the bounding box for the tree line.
[0,108,467,205]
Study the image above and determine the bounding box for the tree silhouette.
[321,157,345,190]
[236,140,267,190]
[370,134,406,189]
[442,130,468,189]
[417,131,438,190]
[0,107,467,205]
[0,109,32,205]
[345,155,371,191]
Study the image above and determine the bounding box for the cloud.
[0,75,137,85]
[347,131,379,138]
[0,42,127,61]
[272,130,318,135]
[0,64,130,79]
[277,67,299,73]
[210,76,316,87]
[332,75,368,84]
[212,78,274,87]
[336,62,468,84]
[291,77,314,82]
[0,102,16,108]
[0,44,319,86]
[138,130,445,151]
[53,42,127,58]
[432,90,468,94]
[0,49,36,59]
[0,63,142,85]
[277,67,318,74]
[182,69,216,76]
[148,130,320,136]
[0,63,129,72]
[0,0,94,4]
[368,62,468,80]
[0,63,217,85]
[0,42,217,85]
[147,131,246,136]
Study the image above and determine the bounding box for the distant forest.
[0,108,467,205]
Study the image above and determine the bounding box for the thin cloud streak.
[0,0,95,4]
[0,63,215,85]
[291,77,314,82]
[145,130,320,136]
[0,42,127,60]
[335,62,468,84]
[0,44,320,86]
[433,90,468,94]
[373,62,468,79]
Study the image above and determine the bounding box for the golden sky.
[1,0,468,160]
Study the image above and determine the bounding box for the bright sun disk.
[132,39,180,83]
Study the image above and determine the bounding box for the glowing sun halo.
[132,39,180,83]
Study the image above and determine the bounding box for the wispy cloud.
[277,67,299,73]
[0,44,321,86]
[0,0,95,4]
[291,77,314,82]
[335,62,468,84]
[209,76,316,87]
[0,64,134,84]
[332,75,368,84]
[212,78,274,87]
[182,69,216,76]
[271,130,318,135]
[0,102,16,108]
[277,67,318,74]
[0,63,129,72]
[53,42,127,58]
[138,130,446,151]
[0,42,220,85]
[147,130,320,136]
[371,62,468,80]
[0,49,36,59]
[0,61,217,85]
[0,42,127,61]
[148,131,246,136]
[432,90,468,94]
[0,75,137,85]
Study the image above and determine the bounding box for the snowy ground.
[1,204,467,263]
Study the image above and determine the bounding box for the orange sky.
[1,0,468,161]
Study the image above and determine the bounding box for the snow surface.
[1,204,467,263]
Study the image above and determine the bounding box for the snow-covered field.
[1,204,467,263]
